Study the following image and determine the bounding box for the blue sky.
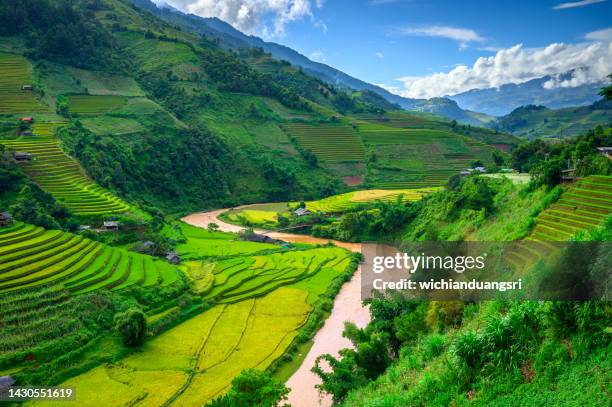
[158,0,612,98]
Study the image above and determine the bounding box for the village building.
[21,85,33,91]
[79,225,91,231]
[103,220,120,230]
[561,168,577,182]
[294,207,311,217]
[0,375,15,392]
[243,233,279,244]
[597,147,612,159]
[20,117,33,123]
[0,212,12,227]
[166,251,180,264]
[13,152,33,162]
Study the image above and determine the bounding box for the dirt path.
[181,206,370,407]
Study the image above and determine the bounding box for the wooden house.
[103,220,120,230]
[13,152,33,162]
[0,212,12,227]
[0,375,15,392]
[597,147,612,160]
[294,207,311,217]
[166,252,181,264]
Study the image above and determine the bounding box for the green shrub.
[114,307,147,347]
[425,301,465,331]
[452,331,482,369]
[420,333,446,361]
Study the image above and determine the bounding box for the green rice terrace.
[0,123,130,215]
[355,120,499,189]
[0,222,356,407]
[67,95,128,116]
[281,122,366,162]
[0,221,180,293]
[507,175,612,269]
[0,53,49,114]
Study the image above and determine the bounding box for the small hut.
[13,152,32,162]
[597,147,612,159]
[103,220,120,231]
[294,207,311,217]
[0,375,15,392]
[21,85,33,91]
[561,168,577,182]
[0,212,12,227]
[20,117,33,123]
[166,252,180,264]
[20,130,34,137]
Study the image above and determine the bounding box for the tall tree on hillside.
[600,74,612,101]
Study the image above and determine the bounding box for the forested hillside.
[493,99,612,139]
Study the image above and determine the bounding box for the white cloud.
[553,0,606,10]
[375,52,384,59]
[386,41,612,99]
[155,0,323,38]
[309,50,326,62]
[397,25,485,50]
[586,27,612,41]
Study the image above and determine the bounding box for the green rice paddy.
[282,122,365,162]
[26,223,354,407]
[0,122,130,215]
[0,222,181,293]
[67,95,128,115]
[0,53,49,114]
[356,120,498,189]
[507,175,612,269]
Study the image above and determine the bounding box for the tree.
[492,150,505,166]
[455,177,495,214]
[207,222,219,232]
[115,308,147,347]
[599,74,612,101]
[471,159,484,168]
[206,369,289,407]
[531,157,564,189]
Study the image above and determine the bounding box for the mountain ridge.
[449,73,605,116]
[131,0,491,126]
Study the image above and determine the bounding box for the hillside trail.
[182,205,370,407]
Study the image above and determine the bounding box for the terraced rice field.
[507,175,612,269]
[67,95,127,115]
[303,188,438,213]
[282,123,365,162]
[0,53,49,114]
[0,122,130,215]
[357,123,497,189]
[0,222,181,293]
[531,176,612,241]
[33,228,354,407]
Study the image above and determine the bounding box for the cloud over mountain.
[386,40,612,98]
[153,0,323,38]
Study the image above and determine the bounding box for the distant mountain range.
[491,99,612,139]
[449,74,605,117]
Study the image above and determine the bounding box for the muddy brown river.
[182,206,370,406]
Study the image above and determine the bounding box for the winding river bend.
[182,207,370,407]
